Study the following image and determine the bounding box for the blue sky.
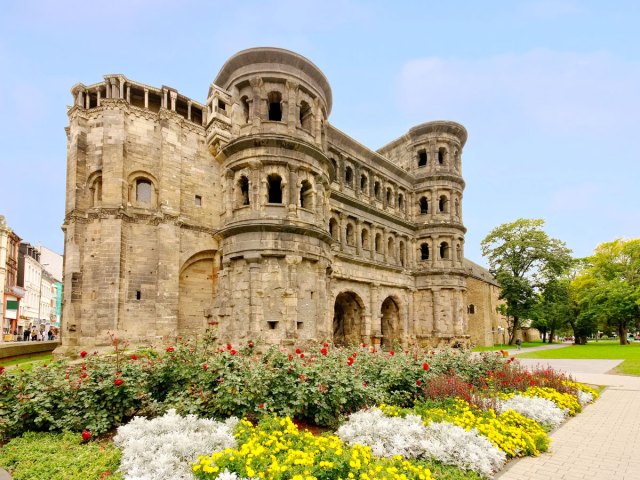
[1,0,638,265]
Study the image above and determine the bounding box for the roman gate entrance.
[333,292,365,346]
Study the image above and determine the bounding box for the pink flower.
[79,351,87,358]
[166,346,174,352]
[114,378,124,386]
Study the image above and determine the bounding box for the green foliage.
[481,219,573,343]
[0,431,123,480]
[572,238,640,344]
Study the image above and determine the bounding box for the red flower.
[208,321,219,326]
[259,403,264,409]
[230,349,237,356]
[81,364,87,370]
[130,355,138,360]
[347,357,354,366]
[352,353,357,358]
[113,378,124,386]
[80,351,88,358]
[361,343,366,348]
[423,362,430,371]
[80,373,88,379]
[166,346,174,352]
[0,366,5,375]
[288,354,293,360]
[363,382,367,388]
[299,353,305,359]
[416,379,422,386]
[81,430,91,441]
[323,342,329,347]
[295,348,301,354]
[320,347,328,356]
[64,374,69,379]
[248,342,254,348]
[202,364,208,370]
[227,344,232,350]
[389,351,395,356]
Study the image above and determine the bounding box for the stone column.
[431,288,440,334]
[247,256,262,337]
[97,88,101,106]
[355,219,362,256]
[224,170,234,219]
[119,78,124,99]
[187,101,192,121]
[126,85,130,103]
[162,89,168,109]
[144,88,149,109]
[369,284,379,343]
[338,213,346,252]
[382,227,389,263]
[170,91,177,112]
[85,90,90,109]
[288,167,297,210]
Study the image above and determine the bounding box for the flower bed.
[0,342,599,479]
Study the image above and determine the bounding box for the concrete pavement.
[496,351,640,480]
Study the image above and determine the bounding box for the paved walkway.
[496,349,640,480]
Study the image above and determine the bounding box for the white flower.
[114,409,238,480]
[576,389,594,406]
[497,395,566,429]
[337,408,505,477]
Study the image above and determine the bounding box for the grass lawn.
[0,353,52,370]
[517,340,640,375]
[472,341,544,352]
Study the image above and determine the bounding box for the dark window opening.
[375,233,382,253]
[239,176,250,206]
[346,223,355,246]
[399,242,406,267]
[361,228,369,249]
[241,96,250,123]
[387,237,394,257]
[345,166,353,186]
[136,179,152,204]
[398,194,404,211]
[297,321,304,329]
[440,242,450,259]
[374,181,381,200]
[386,187,392,205]
[300,180,312,209]
[420,243,430,260]
[267,92,282,121]
[360,174,368,192]
[136,290,141,300]
[268,321,278,330]
[438,147,446,165]
[195,195,202,206]
[468,304,476,314]
[217,99,226,111]
[329,218,339,240]
[418,149,427,167]
[419,197,429,214]
[267,174,282,203]
[439,195,448,213]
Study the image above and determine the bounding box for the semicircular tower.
[206,47,334,346]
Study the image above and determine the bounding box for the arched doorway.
[333,292,364,346]
[178,251,218,336]
[380,296,400,347]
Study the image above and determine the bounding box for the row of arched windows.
[233,173,315,209]
[236,88,316,134]
[418,194,460,216]
[89,171,158,208]
[416,146,460,170]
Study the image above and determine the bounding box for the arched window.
[90,175,102,207]
[360,174,368,193]
[267,91,282,121]
[374,181,381,200]
[418,149,427,167]
[438,195,448,213]
[299,101,312,131]
[439,241,450,259]
[346,223,355,246]
[136,179,152,204]
[399,241,406,267]
[300,180,312,209]
[468,304,476,314]
[375,233,382,253]
[329,218,339,240]
[361,228,370,250]
[419,197,429,214]
[267,174,282,203]
[455,199,460,216]
[398,193,404,211]
[240,96,250,123]
[420,243,430,260]
[438,147,446,165]
[387,237,395,258]
[386,187,392,205]
[345,166,354,186]
[237,175,250,206]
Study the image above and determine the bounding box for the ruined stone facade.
[58,47,501,354]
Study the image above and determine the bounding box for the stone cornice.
[216,221,332,243]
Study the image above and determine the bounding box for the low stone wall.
[0,341,60,360]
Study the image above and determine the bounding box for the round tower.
[207,48,335,346]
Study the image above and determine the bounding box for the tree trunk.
[508,316,518,345]
[619,324,628,345]
[549,327,555,344]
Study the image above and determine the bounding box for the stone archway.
[380,296,401,347]
[178,251,218,336]
[333,292,364,346]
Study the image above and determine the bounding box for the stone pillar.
[163,89,168,109]
[126,85,130,103]
[382,227,389,263]
[224,170,234,218]
[170,91,177,112]
[187,101,192,121]
[247,256,262,337]
[355,219,362,256]
[85,91,90,109]
[97,88,101,106]
[288,167,297,210]
[369,284,379,343]
[338,213,346,252]
[432,288,440,334]
[144,88,149,109]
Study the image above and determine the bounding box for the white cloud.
[396,49,640,136]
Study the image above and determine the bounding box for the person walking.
[23,329,29,342]
[515,338,522,350]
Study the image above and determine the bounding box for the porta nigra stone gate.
[58,47,505,355]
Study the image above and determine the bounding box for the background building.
[1,215,24,340]
[59,47,503,354]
